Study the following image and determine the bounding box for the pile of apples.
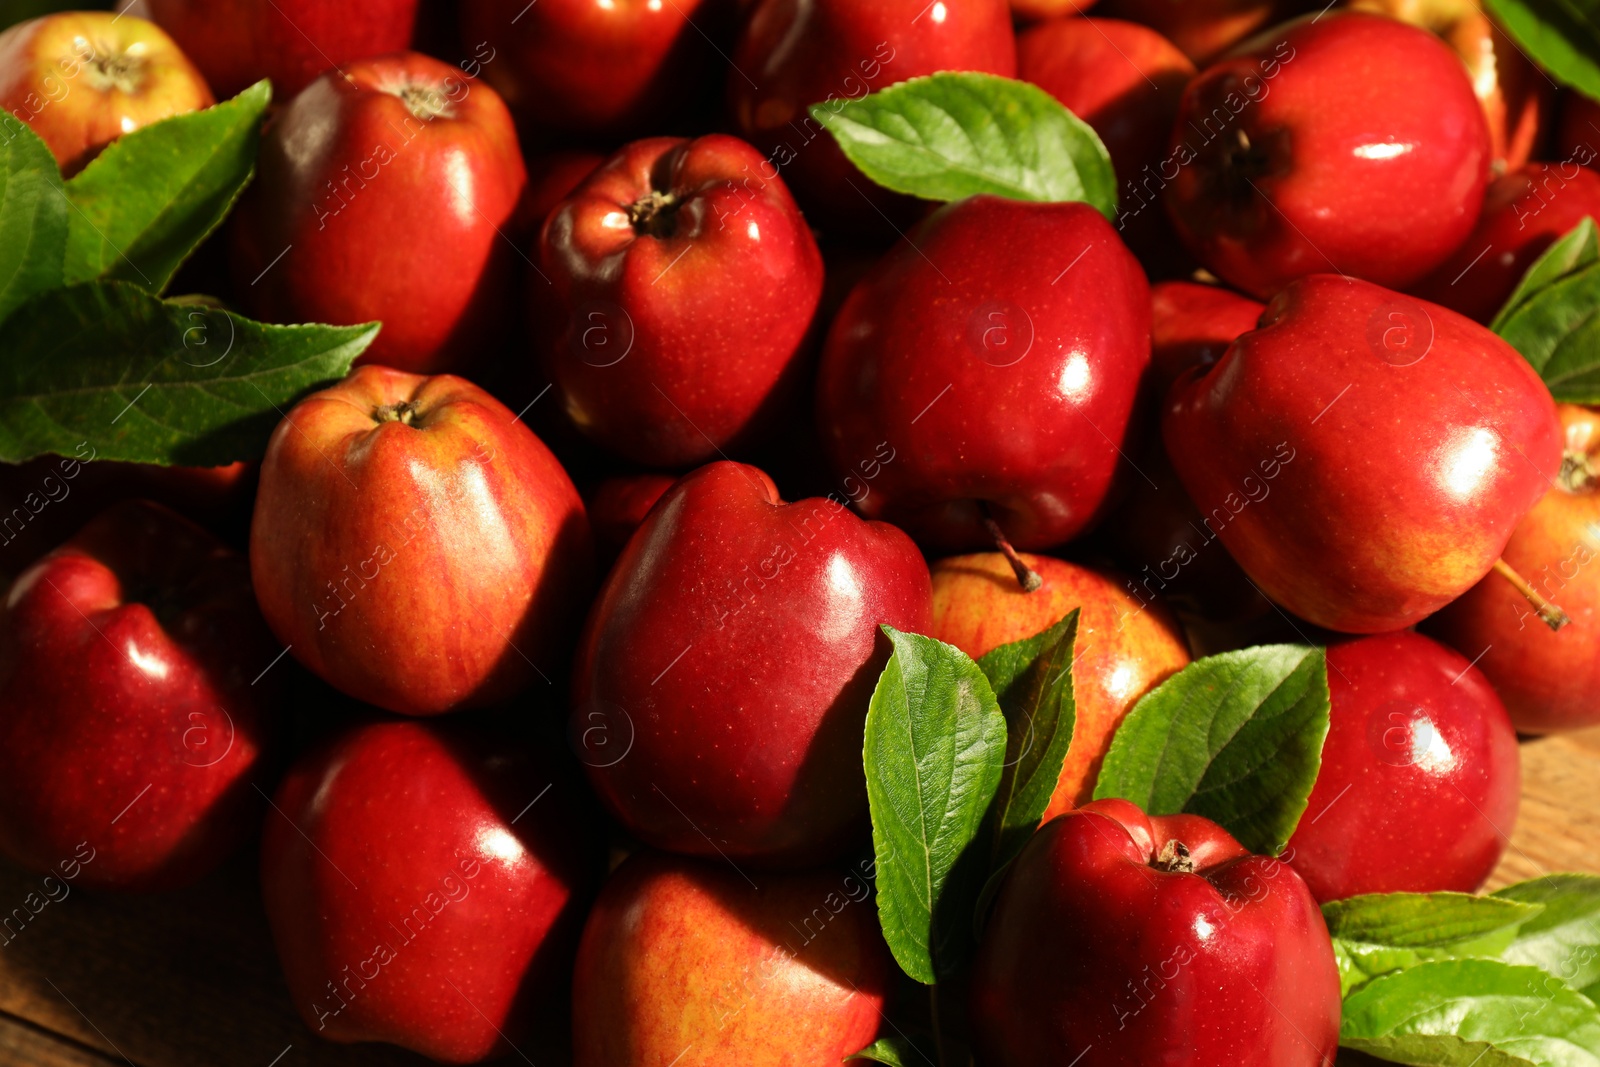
[1,0,1599,1064]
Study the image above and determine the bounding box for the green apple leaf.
[1482,0,1600,103]
[865,625,1006,984]
[0,281,376,465]
[1091,644,1330,856]
[1340,960,1600,1067]
[61,80,271,293]
[0,114,68,326]
[1325,892,1547,996]
[809,72,1118,219]
[1494,259,1600,402]
[975,610,1078,874]
[1496,876,1600,996]
[1490,217,1599,333]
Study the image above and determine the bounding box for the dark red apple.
[1285,631,1520,901]
[971,798,1340,1067]
[1163,12,1492,299]
[143,0,418,100]
[1561,93,1600,162]
[250,365,593,716]
[815,195,1150,552]
[727,0,1016,232]
[1163,274,1561,633]
[232,52,525,375]
[514,148,604,250]
[0,11,212,176]
[1430,404,1600,733]
[572,850,889,1067]
[572,461,930,866]
[262,719,604,1063]
[539,134,823,468]
[1097,0,1313,65]
[1415,162,1600,322]
[459,0,725,138]
[0,501,277,891]
[586,473,675,563]
[1148,279,1265,395]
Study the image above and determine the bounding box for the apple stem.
[1153,840,1197,875]
[978,505,1042,593]
[1493,558,1571,632]
[628,190,680,238]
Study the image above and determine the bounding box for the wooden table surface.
[2,727,1597,1067]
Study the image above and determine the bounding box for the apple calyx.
[374,401,421,427]
[1559,449,1597,494]
[1493,557,1571,631]
[978,504,1043,593]
[81,39,146,94]
[1152,839,1197,875]
[628,190,680,238]
[381,81,456,122]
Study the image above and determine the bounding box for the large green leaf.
[810,72,1118,218]
[1497,876,1600,998]
[1490,218,1599,333]
[0,282,377,465]
[62,81,271,292]
[1495,259,1600,402]
[865,626,1006,984]
[0,114,67,326]
[1341,960,1600,1067]
[1325,891,1546,996]
[1482,0,1600,102]
[1092,645,1330,855]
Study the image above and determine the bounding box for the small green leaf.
[809,72,1117,218]
[1497,875,1600,996]
[0,114,68,326]
[1324,891,1546,996]
[1092,645,1330,855]
[1495,259,1600,401]
[846,1037,925,1067]
[976,610,1078,872]
[865,625,1007,984]
[0,281,377,465]
[62,81,271,293]
[1490,218,1599,333]
[1340,959,1600,1067]
[1481,0,1600,103]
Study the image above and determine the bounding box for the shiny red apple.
[1415,162,1600,322]
[727,0,1016,232]
[0,11,212,176]
[539,134,823,467]
[0,501,277,891]
[232,52,525,375]
[1098,0,1313,64]
[572,849,890,1067]
[1285,631,1520,901]
[1430,404,1600,733]
[1163,274,1561,633]
[1164,12,1492,298]
[816,194,1151,552]
[143,0,417,100]
[572,461,930,866]
[1148,279,1265,396]
[262,719,604,1063]
[971,798,1341,1067]
[250,365,593,716]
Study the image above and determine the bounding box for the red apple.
[929,553,1190,814]
[232,52,525,375]
[1148,279,1265,396]
[262,719,604,1063]
[1097,0,1313,65]
[586,473,675,563]
[0,501,277,891]
[1430,404,1600,733]
[1285,631,1520,901]
[1350,0,1552,173]
[572,461,930,866]
[971,798,1340,1067]
[1163,12,1492,299]
[513,148,604,251]
[0,11,212,176]
[1414,162,1600,322]
[538,134,823,468]
[1009,0,1096,20]
[250,365,593,716]
[815,195,1151,552]
[573,849,889,1067]
[727,0,1017,232]
[459,0,726,138]
[1561,93,1600,162]
[1163,274,1561,633]
[142,0,418,100]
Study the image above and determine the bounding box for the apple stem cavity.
[628,190,680,239]
[1560,450,1597,494]
[1492,558,1571,631]
[979,505,1043,593]
[1152,839,1197,875]
[83,43,147,94]
[373,401,420,427]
